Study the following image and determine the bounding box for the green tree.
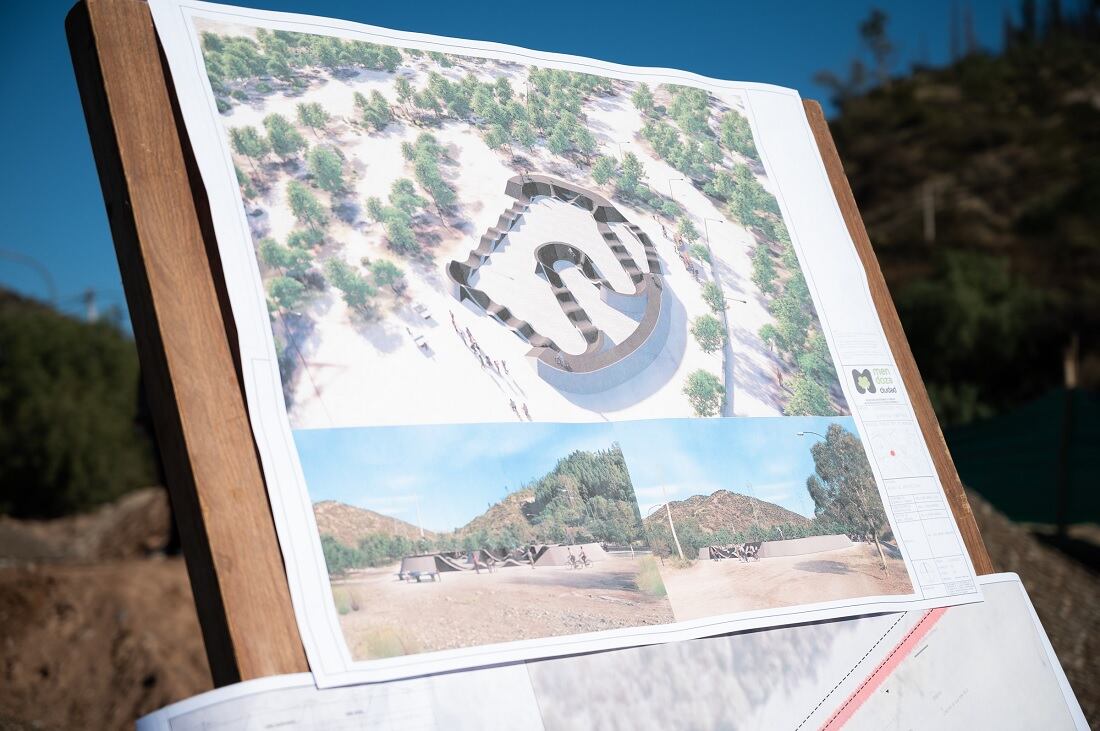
[229,126,270,174]
[798,332,839,387]
[388,178,426,215]
[631,82,654,115]
[512,119,537,149]
[324,258,376,311]
[371,259,406,292]
[320,535,358,575]
[592,156,616,185]
[617,152,646,196]
[234,164,256,198]
[286,180,328,230]
[306,146,345,193]
[259,237,313,278]
[683,369,725,417]
[0,296,158,517]
[691,314,727,353]
[268,275,306,312]
[262,113,306,159]
[751,244,778,294]
[784,374,835,416]
[677,217,700,243]
[805,423,889,571]
[719,110,759,161]
[287,228,324,249]
[394,77,414,114]
[355,90,393,131]
[689,243,711,263]
[701,281,727,313]
[296,101,330,137]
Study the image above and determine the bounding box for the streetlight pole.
[796,430,827,440]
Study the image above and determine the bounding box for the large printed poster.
[151,0,981,685]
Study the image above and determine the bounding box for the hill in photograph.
[643,489,810,536]
[313,500,434,548]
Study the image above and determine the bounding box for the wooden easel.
[65,0,994,687]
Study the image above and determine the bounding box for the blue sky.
[616,416,860,519]
[294,421,620,532]
[1,0,1018,321]
[293,414,862,532]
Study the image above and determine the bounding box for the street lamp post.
[796,430,828,440]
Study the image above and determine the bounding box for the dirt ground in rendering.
[332,555,672,659]
[659,543,913,620]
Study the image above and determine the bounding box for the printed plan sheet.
[151,0,982,685]
[137,574,1086,729]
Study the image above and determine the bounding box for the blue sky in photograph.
[2,0,1017,320]
[294,414,866,532]
[615,416,861,519]
[294,421,619,532]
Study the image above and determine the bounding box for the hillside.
[643,489,810,535]
[823,14,1100,424]
[458,488,537,542]
[312,500,431,547]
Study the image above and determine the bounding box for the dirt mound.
[966,490,1099,726]
[313,500,432,547]
[0,487,171,565]
[0,558,210,731]
[458,489,536,541]
[644,489,810,535]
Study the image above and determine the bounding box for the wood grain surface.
[66,0,309,684]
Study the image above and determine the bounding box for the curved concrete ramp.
[446,174,670,394]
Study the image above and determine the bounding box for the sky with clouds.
[294,415,863,532]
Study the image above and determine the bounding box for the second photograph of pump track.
[447,175,672,395]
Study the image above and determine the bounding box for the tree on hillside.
[784,375,835,416]
[286,180,328,230]
[371,259,406,293]
[0,295,158,517]
[354,90,393,131]
[229,126,270,174]
[617,152,646,197]
[683,369,725,417]
[296,101,330,137]
[701,281,727,313]
[691,314,727,354]
[592,155,616,185]
[677,217,700,243]
[394,77,414,115]
[268,275,306,313]
[259,237,313,279]
[631,82,654,115]
[806,423,890,572]
[306,146,345,194]
[263,113,306,159]
[324,258,376,312]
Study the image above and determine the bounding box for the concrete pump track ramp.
[447,175,672,394]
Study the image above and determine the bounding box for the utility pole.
[661,485,685,561]
[415,498,425,539]
[82,288,98,322]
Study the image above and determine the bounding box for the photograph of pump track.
[628,417,913,619]
[297,415,911,659]
[298,422,672,660]
[197,20,849,429]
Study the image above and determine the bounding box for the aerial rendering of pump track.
[447,175,671,395]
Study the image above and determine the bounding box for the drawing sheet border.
[149,0,982,687]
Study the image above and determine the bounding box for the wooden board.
[65,0,992,685]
